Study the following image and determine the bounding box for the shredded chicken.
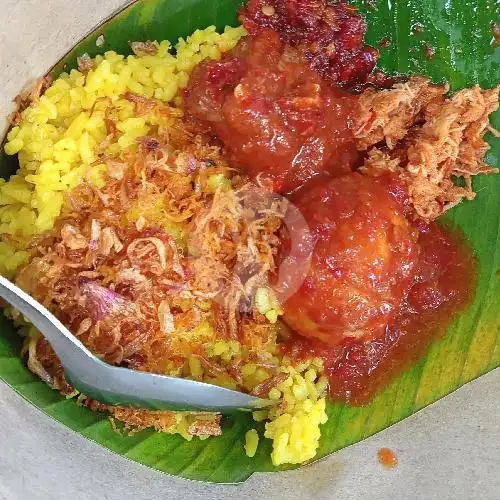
[359,79,499,219]
[355,76,448,150]
[403,85,499,218]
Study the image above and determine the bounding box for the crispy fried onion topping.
[9,75,53,125]
[16,107,285,408]
[111,408,222,437]
[189,183,286,337]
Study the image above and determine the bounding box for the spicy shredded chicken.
[356,77,499,219]
[354,76,448,150]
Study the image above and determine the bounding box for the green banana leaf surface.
[0,0,498,484]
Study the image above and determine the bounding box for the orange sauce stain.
[377,448,398,468]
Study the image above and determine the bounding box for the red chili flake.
[239,0,379,87]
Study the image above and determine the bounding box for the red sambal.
[283,172,419,346]
[239,0,379,86]
[185,30,359,194]
[182,0,480,408]
[283,218,477,404]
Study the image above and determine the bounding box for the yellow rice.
[0,25,245,277]
[1,24,329,466]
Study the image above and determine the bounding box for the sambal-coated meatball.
[184,30,359,194]
[283,172,419,345]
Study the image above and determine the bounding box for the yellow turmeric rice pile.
[0,26,245,277]
[1,25,328,467]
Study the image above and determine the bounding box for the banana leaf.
[0,0,498,484]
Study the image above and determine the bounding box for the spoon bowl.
[0,276,271,413]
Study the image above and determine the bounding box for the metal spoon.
[0,276,271,413]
